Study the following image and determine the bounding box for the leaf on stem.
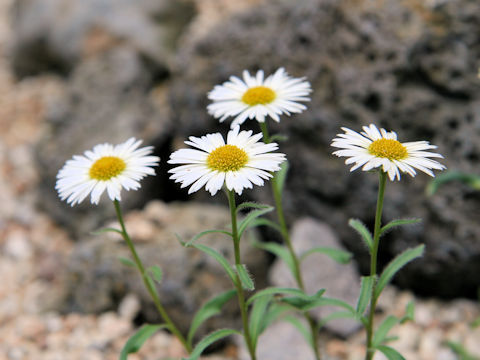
[249,294,272,350]
[348,219,373,253]
[252,241,296,278]
[372,315,399,347]
[91,227,122,236]
[300,246,352,264]
[356,276,375,317]
[280,289,327,312]
[184,229,232,246]
[146,265,163,284]
[374,244,425,299]
[118,256,137,268]
[236,264,255,290]
[246,287,310,306]
[376,345,406,360]
[237,206,274,239]
[236,202,272,213]
[269,134,289,143]
[274,160,289,195]
[380,218,422,237]
[186,328,240,360]
[400,301,415,324]
[120,324,167,360]
[246,218,283,235]
[187,289,236,346]
[284,316,314,349]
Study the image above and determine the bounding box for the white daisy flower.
[207,68,312,128]
[331,124,446,181]
[168,126,286,196]
[56,138,160,206]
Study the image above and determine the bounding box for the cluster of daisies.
[56,68,445,206]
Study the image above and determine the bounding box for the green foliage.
[348,219,373,253]
[120,324,167,360]
[380,219,422,236]
[356,276,375,318]
[280,289,327,312]
[185,329,240,360]
[274,160,289,195]
[376,345,406,360]
[284,316,314,349]
[445,341,480,360]
[374,244,425,300]
[236,264,255,290]
[300,246,352,264]
[249,294,273,350]
[427,170,480,196]
[252,241,296,278]
[237,206,274,239]
[269,134,289,143]
[91,227,123,236]
[246,287,311,306]
[118,256,137,268]
[184,229,232,246]
[187,289,236,346]
[146,265,162,284]
[236,202,271,213]
[400,301,415,324]
[246,217,283,234]
[373,315,400,347]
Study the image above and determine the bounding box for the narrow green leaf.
[236,202,271,213]
[445,341,479,360]
[118,256,137,268]
[236,264,255,291]
[373,315,399,347]
[348,219,373,253]
[186,229,232,246]
[400,301,415,324]
[91,227,122,236]
[318,310,358,328]
[249,294,273,350]
[375,244,425,299]
[426,171,480,196]
[246,287,309,306]
[300,246,352,264]
[187,289,236,346]
[252,241,296,278]
[247,218,283,235]
[120,324,167,360]
[356,276,375,316]
[274,160,289,195]
[181,241,237,285]
[269,134,289,143]
[376,345,406,360]
[380,218,422,236]
[260,303,292,333]
[280,289,327,312]
[309,297,356,314]
[147,265,162,284]
[238,207,274,239]
[284,316,314,349]
[188,329,240,360]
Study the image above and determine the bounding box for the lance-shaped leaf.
[178,236,237,286]
[400,301,415,324]
[247,218,283,235]
[375,244,425,299]
[304,297,356,315]
[185,229,232,246]
[120,324,167,360]
[356,276,375,317]
[187,289,236,346]
[118,256,137,268]
[426,170,480,195]
[300,246,352,264]
[246,287,310,306]
[348,219,373,253]
[249,294,273,350]
[236,264,255,290]
[280,289,327,311]
[252,241,296,278]
[186,328,240,360]
[373,315,399,347]
[285,316,314,349]
[146,265,162,284]
[380,218,422,237]
[273,160,289,195]
[376,345,406,360]
[238,206,274,239]
[236,202,272,213]
[269,134,289,143]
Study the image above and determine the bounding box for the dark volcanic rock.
[168,0,480,297]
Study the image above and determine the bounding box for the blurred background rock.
[1,0,480,358]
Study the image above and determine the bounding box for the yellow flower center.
[207,145,248,172]
[89,156,126,181]
[241,86,276,106]
[368,139,408,160]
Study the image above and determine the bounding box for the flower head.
[56,138,160,206]
[168,126,286,195]
[331,124,446,181]
[207,68,312,128]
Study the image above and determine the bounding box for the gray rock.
[63,200,269,338]
[236,318,316,360]
[269,218,361,337]
[35,46,175,235]
[168,0,480,298]
[10,0,195,76]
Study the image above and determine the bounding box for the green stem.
[365,171,387,360]
[227,190,257,360]
[113,200,191,354]
[260,122,321,360]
